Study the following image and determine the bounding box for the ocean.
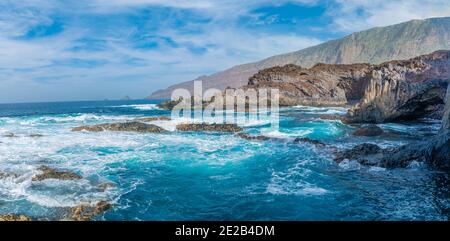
[0,100,448,220]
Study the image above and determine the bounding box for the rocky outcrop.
[72,122,168,133]
[247,63,372,106]
[176,123,242,133]
[237,133,271,141]
[32,166,82,181]
[352,125,384,136]
[69,201,112,221]
[443,86,450,130]
[337,86,450,169]
[0,214,32,221]
[293,138,326,147]
[346,51,450,123]
[334,143,384,166]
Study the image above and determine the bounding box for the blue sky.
[0,0,449,103]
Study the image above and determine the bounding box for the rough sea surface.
[0,100,448,220]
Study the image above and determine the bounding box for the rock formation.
[247,63,371,106]
[150,17,450,99]
[247,51,449,121]
[336,85,450,169]
[32,166,82,181]
[0,214,32,221]
[352,125,384,136]
[72,122,168,133]
[176,123,242,133]
[347,51,450,123]
[69,201,112,221]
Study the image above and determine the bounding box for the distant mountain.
[149,17,450,99]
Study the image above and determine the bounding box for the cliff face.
[150,17,450,99]
[347,51,450,123]
[247,63,372,106]
[245,51,450,118]
[443,86,450,130]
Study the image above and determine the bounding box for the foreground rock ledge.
[72,122,168,133]
[0,214,32,221]
[176,123,243,133]
[69,201,112,221]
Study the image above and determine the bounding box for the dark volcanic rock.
[2,133,16,138]
[352,124,384,136]
[32,166,82,181]
[176,123,242,133]
[336,87,450,169]
[293,137,326,147]
[0,214,32,221]
[443,86,450,130]
[334,143,384,166]
[237,133,271,141]
[72,122,168,133]
[346,51,450,123]
[248,63,371,107]
[156,99,182,110]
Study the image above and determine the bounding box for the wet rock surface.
[72,122,168,133]
[352,124,384,136]
[346,51,450,123]
[2,132,17,138]
[0,214,32,221]
[32,166,82,181]
[334,143,384,166]
[293,137,327,147]
[176,123,243,133]
[97,182,116,191]
[237,133,271,141]
[69,201,112,221]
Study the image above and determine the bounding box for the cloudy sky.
[0,0,449,103]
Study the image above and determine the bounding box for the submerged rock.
[69,201,112,221]
[135,116,171,122]
[32,166,82,181]
[352,124,384,136]
[156,99,182,110]
[237,133,271,141]
[2,132,16,138]
[97,182,116,191]
[176,123,242,133]
[0,214,32,221]
[293,138,326,147]
[72,122,168,133]
[334,143,384,166]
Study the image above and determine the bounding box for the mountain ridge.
[149,17,450,99]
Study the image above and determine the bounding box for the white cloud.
[330,0,450,32]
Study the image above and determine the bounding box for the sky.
[0,0,449,103]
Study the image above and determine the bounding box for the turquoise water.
[0,100,448,220]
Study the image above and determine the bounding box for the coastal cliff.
[246,51,450,121]
[247,63,371,106]
[150,17,450,99]
[347,51,450,123]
